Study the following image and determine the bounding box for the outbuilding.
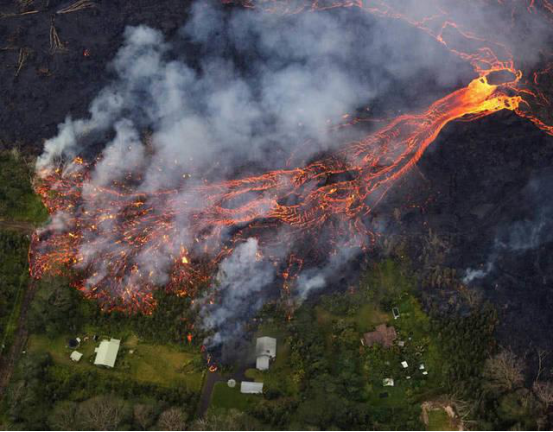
[70,351,83,362]
[240,381,264,394]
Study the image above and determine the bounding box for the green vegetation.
[27,333,204,391]
[0,150,48,224]
[211,383,259,411]
[0,150,47,354]
[1,270,205,429]
[427,409,452,431]
[0,230,31,352]
[203,258,549,431]
[4,352,197,430]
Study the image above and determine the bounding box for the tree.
[532,381,553,409]
[77,395,131,430]
[133,403,158,430]
[192,409,260,431]
[27,277,80,336]
[483,349,525,393]
[156,407,188,431]
[48,401,78,431]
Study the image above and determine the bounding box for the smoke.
[35,1,553,350]
[463,169,553,284]
[294,244,362,301]
[198,238,276,358]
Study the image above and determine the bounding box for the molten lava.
[30,0,553,315]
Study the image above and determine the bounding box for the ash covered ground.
[2,0,553,366]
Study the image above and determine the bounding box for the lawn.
[210,382,260,411]
[355,303,390,333]
[427,408,454,430]
[27,333,204,391]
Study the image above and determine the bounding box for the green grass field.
[210,382,260,411]
[427,408,453,431]
[27,333,205,391]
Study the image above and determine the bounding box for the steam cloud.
[36,1,552,350]
[463,169,553,284]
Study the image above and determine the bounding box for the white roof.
[383,378,394,387]
[94,338,120,368]
[70,351,83,362]
[240,381,264,394]
[256,355,270,371]
[256,337,277,358]
[401,361,408,368]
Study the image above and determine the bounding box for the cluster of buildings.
[237,336,277,394]
[361,308,429,390]
[69,337,121,368]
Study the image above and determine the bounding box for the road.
[0,219,36,235]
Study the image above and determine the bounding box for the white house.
[240,381,264,394]
[256,337,277,371]
[94,338,121,368]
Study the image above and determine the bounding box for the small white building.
[240,381,264,394]
[383,378,394,387]
[256,337,277,371]
[70,351,83,362]
[94,338,120,368]
[401,361,409,368]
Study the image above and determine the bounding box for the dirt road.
[0,219,35,235]
[0,220,37,399]
[0,281,37,398]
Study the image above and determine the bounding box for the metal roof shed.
[70,351,83,362]
[240,381,264,394]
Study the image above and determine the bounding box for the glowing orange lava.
[30,0,553,314]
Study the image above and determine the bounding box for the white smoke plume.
[198,238,275,355]
[464,169,553,284]
[35,2,553,350]
[294,243,362,301]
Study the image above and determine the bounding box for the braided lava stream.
[29,1,553,317]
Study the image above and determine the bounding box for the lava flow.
[30,0,553,314]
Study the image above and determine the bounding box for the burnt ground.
[0,0,192,151]
[401,111,553,371]
[1,0,553,373]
